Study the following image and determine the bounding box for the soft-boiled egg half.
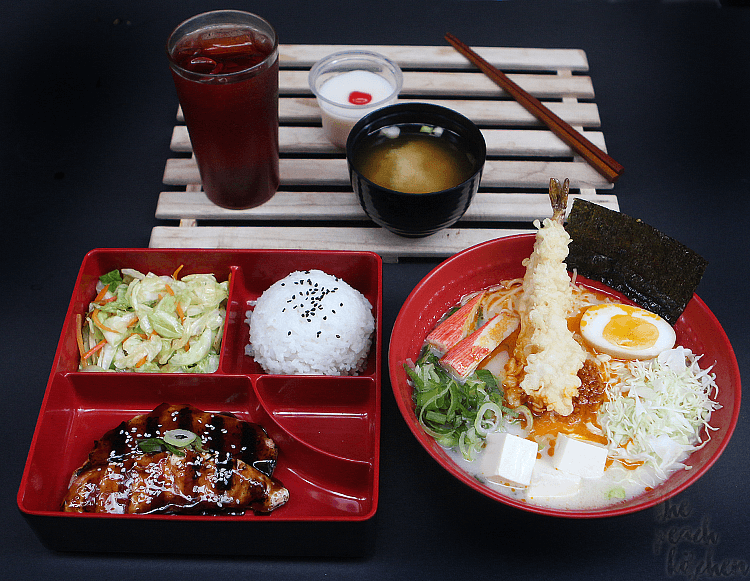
[579,303,676,360]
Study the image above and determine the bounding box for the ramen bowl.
[346,103,486,238]
[388,234,741,518]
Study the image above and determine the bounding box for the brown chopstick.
[445,33,624,183]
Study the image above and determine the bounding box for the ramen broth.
[351,124,476,193]
[445,442,655,511]
[465,284,654,510]
[413,280,719,511]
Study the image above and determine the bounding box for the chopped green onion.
[508,405,533,437]
[163,429,197,447]
[137,430,204,457]
[406,349,514,460]
[475,402,502,436]
[137,437,167,455]
[607,486,626,500]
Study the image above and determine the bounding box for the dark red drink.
[167,11,279,209]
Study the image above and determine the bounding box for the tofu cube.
[527,462,581,499]
[480,432,538,487]
[552,434,608,479]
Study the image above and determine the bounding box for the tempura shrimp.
[503,178,586,416]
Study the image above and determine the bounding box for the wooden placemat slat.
[153,44,620,260]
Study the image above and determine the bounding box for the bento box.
[17,248,382,556]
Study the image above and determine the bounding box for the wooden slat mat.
[152,44,619,262]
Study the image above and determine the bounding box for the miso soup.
[351,124,477,194]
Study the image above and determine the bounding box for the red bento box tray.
[17,248,382,557]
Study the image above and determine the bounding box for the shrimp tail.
[549,177,570,224]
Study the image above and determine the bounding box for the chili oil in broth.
[435,282,658,510]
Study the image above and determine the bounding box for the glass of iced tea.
[167,10,279,209]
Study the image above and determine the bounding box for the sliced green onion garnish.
[163,429,197,447]
[137,429,203,457]
[137,438,166,455]
[474,402,502,436]
[407,349,514,460]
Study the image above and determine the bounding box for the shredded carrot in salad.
[93,286,109,304]
[82,339,107,361]
[77,267,227,373]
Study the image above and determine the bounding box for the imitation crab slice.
[440,311,520,380]
[426,292,485,355]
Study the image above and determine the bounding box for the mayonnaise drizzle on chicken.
[504,178,586,416]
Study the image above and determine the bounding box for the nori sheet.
[564,199,708,325]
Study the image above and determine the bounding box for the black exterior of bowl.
[346,103,486,238]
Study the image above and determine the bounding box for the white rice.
[245,270,375,375]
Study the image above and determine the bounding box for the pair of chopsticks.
[445,33,624,183]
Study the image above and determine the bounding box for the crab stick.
[440,312,520,381]
[426,292,485,355]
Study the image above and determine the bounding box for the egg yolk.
[602,313,659,350]
[579,302,676,360]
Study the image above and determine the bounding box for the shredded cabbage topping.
[599,346,721,481]
[78,268,228,373]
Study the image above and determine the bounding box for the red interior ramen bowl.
[388,234,741,518]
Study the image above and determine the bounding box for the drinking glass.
[167,10,279,209]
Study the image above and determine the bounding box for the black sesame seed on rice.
[249,269,374,375]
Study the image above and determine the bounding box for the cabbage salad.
[76,267,228,373]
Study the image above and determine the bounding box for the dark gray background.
[3,0,748,578]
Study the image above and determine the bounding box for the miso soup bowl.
[346,103,486,238]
